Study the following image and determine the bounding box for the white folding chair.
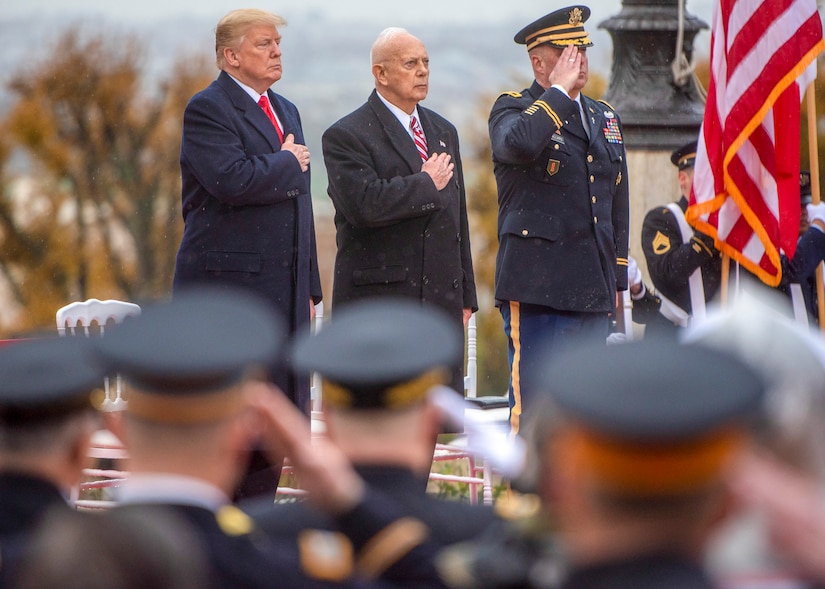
[431,313,504,505]
[56,298,141,412]
[56,298,141,507]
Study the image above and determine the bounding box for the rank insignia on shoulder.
[652,231,672,254]
[551,132,565,144]
[299,529,354,581]
[499,91,523,99]
[547,159,560,176]
[603,119,623,143]
[216,505,254,536]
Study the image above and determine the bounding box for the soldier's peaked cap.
[291,298,463,409]
[671,140,698,170]
[538,338,764,441]
[0,336,106,423]
[95,287,285,396]
[514,6,594,51]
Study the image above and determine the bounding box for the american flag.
[686,0,824,287]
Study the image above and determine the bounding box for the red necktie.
[258,95,284,143]
[410,115,428,162]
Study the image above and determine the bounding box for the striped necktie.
[258,95,284,143]
[410,114,428,162]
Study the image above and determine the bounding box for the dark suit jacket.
[173,71,321,408]
[322,90,477,324]
[490,81,629,313]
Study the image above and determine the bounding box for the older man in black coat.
[322,27,477,396]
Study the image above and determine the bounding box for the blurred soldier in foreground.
[439,339,764,589]
[247,298,497,544]
[0,337,105,587]
[97,288,447,588]
[686,291,825,587]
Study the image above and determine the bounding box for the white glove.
[607,332,628,345]
[627,256,643,288]
[807,202,825,231]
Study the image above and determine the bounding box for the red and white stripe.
[687,0,824,286]
[410,115,428,162]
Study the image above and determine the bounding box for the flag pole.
[720,254,730,307]
[805,83,824,331]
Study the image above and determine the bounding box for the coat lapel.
[216,72,282,151]
[368,91,422,174]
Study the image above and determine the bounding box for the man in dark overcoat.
[321,27,476,395]
[172,8,321,497]
[489,6,629,434]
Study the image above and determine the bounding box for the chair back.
[55,298,141,411]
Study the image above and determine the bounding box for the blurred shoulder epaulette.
[597,99,615,110]
[498,91,523,99]
[299,529,354,581]
[494,492,542,522]
[216,505,254,536]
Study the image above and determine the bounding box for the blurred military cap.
[96,287,284,399]
[291,298,463,410]
[0,337,105,424]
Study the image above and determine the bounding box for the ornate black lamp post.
[599,0,708,150]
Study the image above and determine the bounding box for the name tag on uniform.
[551,132,565,145]
[603,119,623,144]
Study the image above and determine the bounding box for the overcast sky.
[2,0,713,26]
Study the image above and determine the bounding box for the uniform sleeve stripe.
[533,100,562,128]
[356,518,429,578]
[616,258,628,266]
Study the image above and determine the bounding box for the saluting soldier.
[247,298,498,546]
[96,288,448,589]
[0,337,106,586]
[490,6,629,434]
[439,338,765,589]
[641,140,722,336]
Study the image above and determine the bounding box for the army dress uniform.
[96,288,445,589]
[490,5,629,434]
[0,337,106,587]
[440,339,765,589]
[247,299,497,556]
[641,142,721,337]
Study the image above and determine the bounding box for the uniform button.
[456,233,461,242]
[587,154,593,163]
[452,279,460,288]
[554,144,560,150]
[521,229,529,236]
[593,216,598,223]
[423,276,430,285]
[589,175,595,183]
[591,196,596,203]
[424,229,431,237]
